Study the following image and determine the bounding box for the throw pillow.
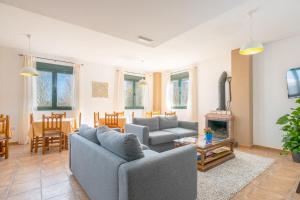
[97,131,144,161]
[159,116,178,129]
[132,117,159,131]
[78,124,99,144]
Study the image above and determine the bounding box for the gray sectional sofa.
[125,116,198,152]
[69,125,197,200]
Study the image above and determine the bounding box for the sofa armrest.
[178,121,198,131]
[118,145,197,200]
[70,134,126,200]
[125,124,149,145]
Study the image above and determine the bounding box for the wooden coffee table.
[174,136,235,171]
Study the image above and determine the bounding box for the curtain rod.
[18,54,84,66]
[169,69,189,75]
[124,71,145,76]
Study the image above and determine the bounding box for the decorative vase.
[292,152,300,163]
[205,132,213,143]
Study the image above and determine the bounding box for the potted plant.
[204,127,213,143]
[276,98,300,163]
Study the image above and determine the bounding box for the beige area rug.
[197,151,274,200]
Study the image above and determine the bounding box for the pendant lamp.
[20,34,39,77]
[239,10,264,55]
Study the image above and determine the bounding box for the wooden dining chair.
[51,112,66,118]
[74,112,82,130]
[30,113,43,153]
[94,112,100,128]
[0,115,9,159]
[42,115,63,154]
[114,111,125,117]
[165,111,176,117]
[145,112,152,118]
[104,113,119,129]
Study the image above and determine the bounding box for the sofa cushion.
[159,116,178,130]
[97,131,144,161]
[163,127,198,138]
[132,117,159,132]
[149,131,177,145]
[78,124,99,144]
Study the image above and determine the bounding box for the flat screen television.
[287,67,300,98]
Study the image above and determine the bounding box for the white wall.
[79,63,115,126]
[0,46,23,142]
[197,54,231,131]
[253,34,300,149]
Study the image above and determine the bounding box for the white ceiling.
[0,0,242,47]
[0,0,300,71]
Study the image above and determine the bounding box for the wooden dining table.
[29,117,75,150]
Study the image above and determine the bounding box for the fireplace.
[205,112,234,140]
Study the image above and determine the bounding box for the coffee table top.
[174,135,233,149]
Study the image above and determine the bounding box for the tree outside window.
[124,74,144,109]
[171,72,189,109]
[36,62,74,110]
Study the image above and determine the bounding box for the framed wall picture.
[92,81,108,98]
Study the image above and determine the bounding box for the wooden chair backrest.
[94,112,100,127]
[114,111,124,117]
[145,112,152,118]
[42,115,62,136]
[78,112,82,127]
[51,112,66,118]
[104,113,119,128]
[165,111,176,117]
[30,113,34,125]
[0,115,9,138]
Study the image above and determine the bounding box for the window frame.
[171,72,189,109]
[124,74,144,110]
[36,62,74,111]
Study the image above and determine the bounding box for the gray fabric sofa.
[125,116,198,152]
[70,133,197,200]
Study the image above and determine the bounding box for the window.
[124,74,144,109]
[36,62,74,110]
[171,72,189,109]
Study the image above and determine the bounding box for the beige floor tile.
[42,172,69,187]
[8,179,41,196]
[42,181,73,199]
[7,188,41,200]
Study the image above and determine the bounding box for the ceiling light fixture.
[137,36,154,44]
[239,9,264,56]
[20,34,39,77]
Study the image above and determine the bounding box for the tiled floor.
[232,146,300,200]
[0,145,300,200]
[0,145,89,200]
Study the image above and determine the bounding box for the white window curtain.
[113,69,125,111]
[161,71,173,113]
[143,73,153,114]
[73,64,81,119]
[187,66,198,121]
[18,55,36,144]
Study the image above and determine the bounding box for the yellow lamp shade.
[20,66,39,77]
[239,41,264,55]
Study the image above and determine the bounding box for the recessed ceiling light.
[138,36,154,44]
